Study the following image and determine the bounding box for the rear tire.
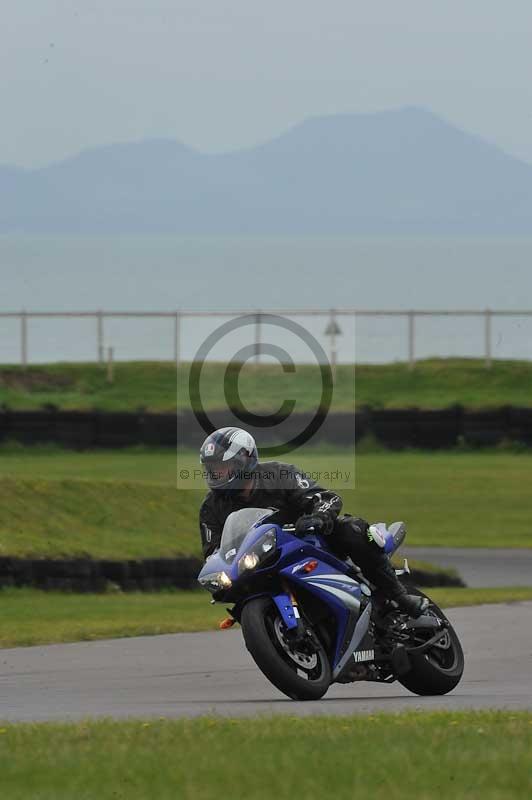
[397,588,464,696]
[241,596,331,700]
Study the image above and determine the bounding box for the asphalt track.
[1,602,531,722]
[403,547,532,587]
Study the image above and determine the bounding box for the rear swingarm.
[404,624,450,656]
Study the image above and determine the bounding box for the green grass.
[428,586,532,608]
[2,357,532,411]
[0,443,176,482]
[1,587,531,649]
[355,357,532,410]
[0,449,531,556]
[0,712,530,799]
[0,361,178,412]
[0,476,199,558]
[0,589,221,648]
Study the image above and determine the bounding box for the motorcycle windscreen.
[219,508,276,563]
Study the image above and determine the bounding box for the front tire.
[397,589,464,696]
[241,596,331,700]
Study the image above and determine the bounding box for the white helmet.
[199,427,258,492]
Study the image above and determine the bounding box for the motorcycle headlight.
[198,571,232,594]
[237,528,277,575]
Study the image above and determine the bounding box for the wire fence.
[1,309,532,368]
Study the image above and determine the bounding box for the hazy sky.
[3,1,532,168]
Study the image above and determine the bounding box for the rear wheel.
[397,590,464,696]
[241,596,331,700]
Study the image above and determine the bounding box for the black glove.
[295,512,334,536]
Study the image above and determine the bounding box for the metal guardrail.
[2,309,532,369]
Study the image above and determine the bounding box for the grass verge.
[427,586,532,608]
[0,589,220,648]
[1,449,532,555]
[0,712,530,799]
[1,587,531,649]
[2,357,532,411]
[0,476,199,558]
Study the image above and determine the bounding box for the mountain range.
[2,107,532,234]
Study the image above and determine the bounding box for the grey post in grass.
[20,310,28,369]
[174,311,181,367]
[107,347,114,383]
[485,309,492,369]
[97,311,104,365]
[408,311,416,371]
[325,310,342,379]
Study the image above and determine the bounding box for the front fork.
[228,586,307,641]
[273,584,308,642]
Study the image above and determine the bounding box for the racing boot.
[332,516,430,618]
[394,591,430,618]
[369,555,429,618]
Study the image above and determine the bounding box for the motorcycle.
[198,507,464,701]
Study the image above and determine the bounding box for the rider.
[198,426,429,618]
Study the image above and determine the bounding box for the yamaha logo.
[353,649,374,663]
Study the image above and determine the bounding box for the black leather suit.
[199,461,402,598]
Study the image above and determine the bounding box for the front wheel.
[241,596,331,700]
[397,590,464,696]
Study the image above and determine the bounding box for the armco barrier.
[0,556,464,591]
[1,407,532,449]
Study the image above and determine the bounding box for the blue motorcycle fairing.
[197,521,279,584]
[266,529,373,672]
[198,549,231,580]
[199,523,358,586]
[198,520,375,678]
[280,555,366,669]
[228,590,299,631]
